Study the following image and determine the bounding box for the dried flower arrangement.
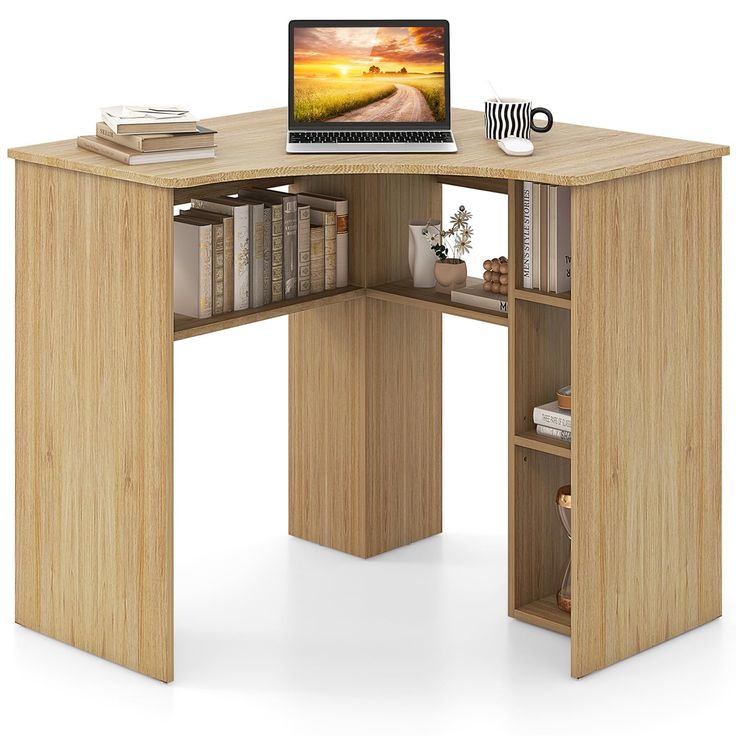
[423,205,474,263]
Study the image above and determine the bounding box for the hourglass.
[556,485,572,613]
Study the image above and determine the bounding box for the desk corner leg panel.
[288,295,442,558]
[15,162,174,681]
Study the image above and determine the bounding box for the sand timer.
[556,485,572,613]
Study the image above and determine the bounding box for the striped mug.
[484,98,553,140]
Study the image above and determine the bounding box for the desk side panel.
[571,160,721,677]
[15,162,174,681]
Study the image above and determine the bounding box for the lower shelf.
[367,279,508,326]
[514,431,571,459]
[513,595,571,636]
[174,286,363,340]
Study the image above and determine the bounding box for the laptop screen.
[289,20,450,129]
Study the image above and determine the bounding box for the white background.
[0,1,733,733]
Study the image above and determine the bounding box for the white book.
[533,400,571,431]
[297,192,348,287]
[536,424,571,443]
[531,183,541,289]
[522,181,533,289]
[174,220,212,319]
[233,198,265,308]
[450,277,508,313]
[548,186,558,293]
[554,187,571,293]
[101,105,197,134]
[190,196,250,310]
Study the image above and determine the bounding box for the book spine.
[540,185,548,292]
[522,181,532,289]
[323,212,337,290]
[76,135,131,164]
[310,226,325,294]
[532,183,541,289]
[251,206,264,308]
[283,197,298,299]
[199,226,213,319]
[556,187,572,294]
[234,207,250,310]
[271,204,284,302]
[297,205,311,296]
[223,218,234,313]
[532,406,572,431]
[211,222,225,315]
[262,207,272,305]
[336,208,348,288]
[548,186,558,293]
[95,121,144,152]
[536,424,571,442]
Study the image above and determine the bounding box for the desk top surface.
[7,107,728,188]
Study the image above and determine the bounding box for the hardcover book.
[77,135,214,165]
[522,181,533,289]
[262,206,273,305]
[297,192,349,288]
[173,217,212,319]
[189,196,250,310]
[450,277,508,313]
[309,209,337,290]
[186,208,234,313]
[533,400,572,431]
[242,189,298,299]
[95,122,216,152]
[297,205,311,296]
[310,225,325,294]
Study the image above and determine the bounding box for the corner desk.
[8,108,728,681]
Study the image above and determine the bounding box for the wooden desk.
[8,108,728,681]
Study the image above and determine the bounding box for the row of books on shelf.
[174,188,348,320]
[77,106,218,165]
[533,386,572,442]
[521,182,571,294]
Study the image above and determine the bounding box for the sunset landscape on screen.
[292,26,446,123]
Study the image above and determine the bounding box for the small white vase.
[408,220,439,288]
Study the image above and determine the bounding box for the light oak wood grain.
[174,286,363,340]
[570,159,722,678]
[514,594,571,636]
[15,162,174,681]
[513,300,571,436]
[8,108,728,188]
[291,174,441,287]
[288,295,442,558]
[365,298,442,556]
[512,447,571,611]
[367,280,508,326]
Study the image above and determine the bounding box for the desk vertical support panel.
[288,174,442,558]
[15,162,174,681]
[570,160,722,677]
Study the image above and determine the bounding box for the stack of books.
[533,393,571,443]
[173,188,349,320]
[521,182,571,294]
[77,106,216,165]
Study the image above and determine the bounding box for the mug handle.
[530,107,553,133]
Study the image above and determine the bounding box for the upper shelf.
[8,108,728,189]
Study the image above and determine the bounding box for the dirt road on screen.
[329,84,434,123]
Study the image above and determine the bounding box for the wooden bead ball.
[482,280,493,292]
[500,284,508,295]
[499,256,507,263]
[490,282,501,293]
[483,259,492,271]
[490,272,501,283]
[483,270,493,282]
[499,274,508,285]
[499,263,509,274]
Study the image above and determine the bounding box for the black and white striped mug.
[484,98,553,140]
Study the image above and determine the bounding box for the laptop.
[287,20,457,153]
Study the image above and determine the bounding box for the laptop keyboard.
[290,130,454,144]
